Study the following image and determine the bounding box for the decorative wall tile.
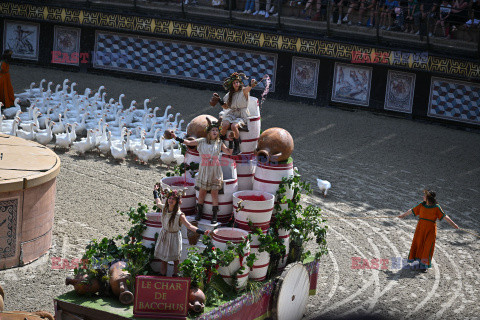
[93,31,277,91]
[428,77,480,125]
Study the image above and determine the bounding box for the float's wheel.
[272,262,310,320]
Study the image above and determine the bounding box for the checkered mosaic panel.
[428,78,480,125]
[94,32,276,91]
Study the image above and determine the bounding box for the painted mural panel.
[384,70,416,113]
[289,57,320,98]
[331,63,372,106]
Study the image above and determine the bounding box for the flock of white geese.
[0,78,186,165]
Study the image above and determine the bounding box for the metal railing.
[19,0,480,58]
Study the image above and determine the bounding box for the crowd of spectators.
[199,0,479,40]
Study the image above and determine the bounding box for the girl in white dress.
[171,119,233,223]
[153,185,209,277]
[211,72,258,155]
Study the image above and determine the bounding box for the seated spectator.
[303,0,323,20]
[334,0,348,23]
[243,0,254,12]
[342,0,362,24]
[380,0,399,29]
[359,0,378,27]
[463,0,480,40]
[465,0,480,25]
[404,0,420,32]
[433,0,451,36]
[392,6,406,30]
[448,0,469,35]
[414,0,438,38]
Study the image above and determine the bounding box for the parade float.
[53,94,328,319]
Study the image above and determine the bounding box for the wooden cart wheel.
[272,262,310,320]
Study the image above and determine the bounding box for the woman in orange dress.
[398,189,458,272]
[0,50,14,109]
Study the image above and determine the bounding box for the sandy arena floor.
[1,64,479,319]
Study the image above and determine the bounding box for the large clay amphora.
[186,115,218,139]
[255,127,294,163]
[109,261,134,305]
[65,273,101,295]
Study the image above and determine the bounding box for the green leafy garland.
[272,169,328,262]
[165,162,199,178]
[179,234,257,304]
[74,203,156,292]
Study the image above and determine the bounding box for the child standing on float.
[153,186,209,277]
[171,119,233,224]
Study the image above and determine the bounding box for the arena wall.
[1,1,479,127]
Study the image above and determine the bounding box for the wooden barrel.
[184,148,201,179]
[249,250,270,281]
[161,176,196,215]
[239,116,261,154]
[232,190,275,233]
[249,233,270,281]
[211,228,250,290]
[197,157,238,223]
[141,212,162,249]
[248,96,260,117]
[278,228,290,270]
[253,161,294,197]
[224,153,256,191]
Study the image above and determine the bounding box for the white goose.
[15,82,36,99]
[156,105,172,123]
[19,110,41,131]
[54,124,73,149]
[35,120,55,145]
[154,136,166,159]
[134,138,156,164]
[16,123,37,140]
[161,143,176,166]
[75,112,89,135]
[62,79,70,94]
[52,114,66,134]
[72,129,96,155]
[8,119,20,136]
[111,140,127,161]
[133,98,151,121]
[98,131,112,155]
[1,109,22,133]
[3,98,22,118]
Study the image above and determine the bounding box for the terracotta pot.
[0,311,54,320]
[164,129,175,139]
[187,221,201,245]
[188,287,206,313]
[186,115,218,140]
[209,93,220,107]
[255,127,294,163]
[109,261,134,305]
[65,273,101,295]
[0,294,3,312]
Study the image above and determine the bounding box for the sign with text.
[134,276,190,319]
